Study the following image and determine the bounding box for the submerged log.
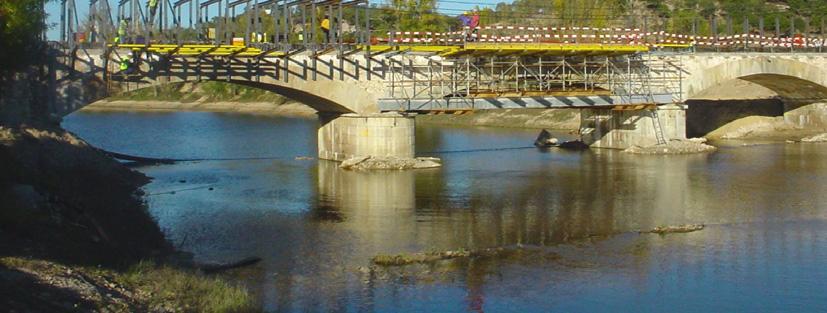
[372,247,509,266]
[98,148,176,164]
[199,257,262,274]
[640,224,705,234]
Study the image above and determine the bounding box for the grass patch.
[118,261,257,313]
[1,257,258,313]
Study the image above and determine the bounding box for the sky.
[44,0,513,41]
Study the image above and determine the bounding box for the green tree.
[384,0,452,32]
[0,0,50,75]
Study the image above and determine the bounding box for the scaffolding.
[380,50,682,110]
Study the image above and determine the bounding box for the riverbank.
[704,103,827,141]
[84,100,318,118]
[415,109,581,130]
[83,100,584,130]
[0,126,257,312]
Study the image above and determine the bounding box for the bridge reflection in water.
[67,110,827,311]
[294,140,825,312]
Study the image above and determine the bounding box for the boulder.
[533,129,559,147]
[801,133,827,143]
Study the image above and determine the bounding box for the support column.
[579,104,686,149]
[317,112,415,161]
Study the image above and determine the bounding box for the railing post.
[712,17,718,52]
[365,0,371,81]
[337,1,343,80]
[215,0,221,45]
[327,4,333,47]
[337,1,343,51]
[805,17,810,51]
[282,0,288,49]
[302,3,308,47]
[759,16,765,52]
[774,16,780,53]
[272,2,278,47]
[310,2,316,49]
[791,15,796,53]
[691,17,697,53]
[743,16,749,51]
[821,18,825,53]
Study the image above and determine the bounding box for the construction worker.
[119,53,135,77]
[148,0,159,24]
[321,15,330,43]
[116,18,128,44]
[459,12,471,41]
[469,10,480,41]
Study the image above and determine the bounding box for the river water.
[63,111,827,312]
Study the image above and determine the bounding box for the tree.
[0,0,50,75]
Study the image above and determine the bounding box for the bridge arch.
[95,78,381,116]
[681,56,827,137]
[54,53,384,118]
[682,56,827,102]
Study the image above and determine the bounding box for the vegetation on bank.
[1,257,256,312]
[110,81,290,104]
[118,262,256,312]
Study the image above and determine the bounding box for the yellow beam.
[110,42,652,58]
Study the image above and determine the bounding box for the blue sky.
[44,0,513,40]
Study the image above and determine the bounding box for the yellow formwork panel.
[109,44,283,57]
[109,42,652,58]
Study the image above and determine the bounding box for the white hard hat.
[127,52,133,57]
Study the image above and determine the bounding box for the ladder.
[651,109,667,145]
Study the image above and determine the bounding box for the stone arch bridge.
[50,45,827,158]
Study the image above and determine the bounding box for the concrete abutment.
[317,113,416,162]
[580,105,687,149]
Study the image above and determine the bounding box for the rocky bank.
[0,126,256,312]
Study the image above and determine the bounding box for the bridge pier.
[317,113,416,162]
[579,104,687,149]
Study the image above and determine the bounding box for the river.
[63,111,827,312]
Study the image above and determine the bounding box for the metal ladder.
[651,109,667,145]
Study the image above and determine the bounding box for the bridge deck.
[113,42,651,58]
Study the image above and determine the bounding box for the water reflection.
[62,111,827,312]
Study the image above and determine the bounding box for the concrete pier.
[580,105,687,149]
[317,113,416,161]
